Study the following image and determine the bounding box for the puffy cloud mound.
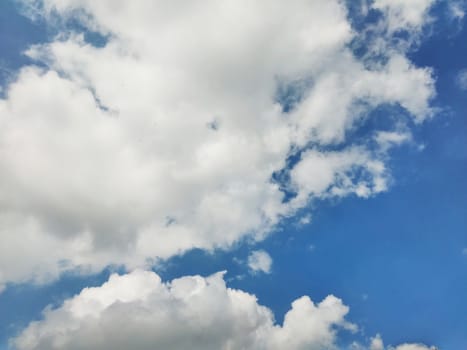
[369,334,437,350]
[0,0,436,286]
[11,271,437,350]
[12,270,356,350]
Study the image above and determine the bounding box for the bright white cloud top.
[13,270,354,350]
[12,270,436,350]
[0,0,435,290]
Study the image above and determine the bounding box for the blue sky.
[0,1,466,350]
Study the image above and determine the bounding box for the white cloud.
[448,1,465,21]
[375,130,413,152]
[12,270,355,350]
[371,334,385,350]
[390,345,437,350]
[248,250,273,274]
[299,214,312,226]
[352,334,436,350]
[0,0,436,286]
[372,0,436,34]
[289,147,388,203]
[11,270,437,350]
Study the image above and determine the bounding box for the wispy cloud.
[456,69,467,90]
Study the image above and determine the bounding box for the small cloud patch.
[248,250,272,274]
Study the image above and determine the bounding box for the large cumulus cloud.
[12,270,436,350]
[12,270,355,350]
[0,0,436,286]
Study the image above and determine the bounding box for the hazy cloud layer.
[456,68,467,90]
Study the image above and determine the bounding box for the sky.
[0,0,466,349]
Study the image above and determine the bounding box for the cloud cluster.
[0,0,435,287]
[12,270,435,350]
[12,270,354,350]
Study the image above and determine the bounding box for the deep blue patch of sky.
[0,1,47,93]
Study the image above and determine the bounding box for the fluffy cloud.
[289,147,388,202]
[372,0,436,33]
[12,270,355,350]
[248,250,273,274]
[0,0,435,286]
[366,334,437,350]
[11,270,437,350]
